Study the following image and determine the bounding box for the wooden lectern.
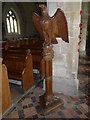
[32,4,69,115]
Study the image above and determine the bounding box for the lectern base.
[39,93,63,115]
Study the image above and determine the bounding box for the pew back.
[2,49,34,91]
[4,38,44,76]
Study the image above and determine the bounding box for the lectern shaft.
[45,60,53,97]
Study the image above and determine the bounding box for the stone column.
[47,2,82,96]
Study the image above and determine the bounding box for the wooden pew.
[2,49,34,91]
[4,38,45,78]
[0,58,11,115]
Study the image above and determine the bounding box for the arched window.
[6,9,20,34]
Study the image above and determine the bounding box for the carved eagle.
[32,4,69,44]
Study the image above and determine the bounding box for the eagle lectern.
[32,4,69,115]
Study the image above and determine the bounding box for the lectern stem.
[45,59,53,97]
[39,44,63,115]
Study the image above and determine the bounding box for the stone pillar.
[47,2,82,96]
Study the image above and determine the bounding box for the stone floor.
[2,56,89,119]
[9,73,42,103]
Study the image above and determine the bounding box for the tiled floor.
[9,73,42,103]
[2,56,89,119]
[9,83,24,103]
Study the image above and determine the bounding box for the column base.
[39,93,63,115]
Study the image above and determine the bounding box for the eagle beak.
[39,4,45,10]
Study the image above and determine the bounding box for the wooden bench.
[0,58,11,115]
[2,49,34,91]
[3,38,45,78]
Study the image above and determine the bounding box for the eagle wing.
[32,12,58,44]
[32,12,44,41]
[51,8,69,43]
[32,8,69,44]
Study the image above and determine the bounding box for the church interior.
[0,1,89,119]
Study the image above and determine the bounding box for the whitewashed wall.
[46,2,82,96]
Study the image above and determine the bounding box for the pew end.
[2,49,34,91]
[22,53,34,91]
[1,61,11,115]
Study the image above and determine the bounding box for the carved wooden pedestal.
[39,44,63,115]
[32,4,69,115]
